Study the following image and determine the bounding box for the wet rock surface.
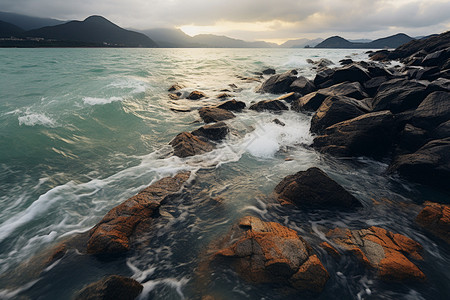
[310,95,367,134]
[416,202,450,245]
[210,216,329,293]
[74,275,143,300]
[292,82,368,112]
[187,90,207,100]
[87,172,190,255]
[274,167,362,209]
[170,132,215,158]
[249,99,289,112]
[191,122,229,141]
[198,107,236,123]
[313,111,396,158]
[326,226,425,281]
[216,99,246,111]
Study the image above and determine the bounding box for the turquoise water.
[0,48,449,299]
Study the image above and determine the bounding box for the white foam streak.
[0,280,39,299]
[82,96,123,105]
[18,113,56,127]
[138,277,189,300]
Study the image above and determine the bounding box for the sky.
[1,0,450,44]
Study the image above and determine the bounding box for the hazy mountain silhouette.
[316,33,414,48]
[26,15,157,47]
[280,38,324,48]
[140,27,277,48]
[0,20,24,38]
[0,11,65,30]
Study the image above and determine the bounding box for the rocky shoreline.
[4,32,449,299]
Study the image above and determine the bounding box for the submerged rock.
[187,90,207,100]
[249,99,288,112]
[326,226,425,282]
[274,167,362,209]
[74,275,143,300]
[216,93,233,99]
[170,132,214,158]
[198,107,236,123]
[211,216,329,293]
[416,202,450,245]
[262,68,276,75]
[216,99,246,111]
[388,138,450,191]
[191,122,229,141]
[168,83,185,92]
[87,172,190,255]
[313,111,396,158]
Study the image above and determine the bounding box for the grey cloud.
[0,0,449,40]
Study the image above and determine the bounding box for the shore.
[1,32,449,299]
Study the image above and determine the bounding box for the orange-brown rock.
[326,226,425,281]
[170,132,214,158]
[416,202,450,245]
[211,216,329,293]
[320,241,340,258]
[87,172,190,255]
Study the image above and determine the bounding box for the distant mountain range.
[315,33,414,49]
[0,14,157,47]
[0,11,417,49]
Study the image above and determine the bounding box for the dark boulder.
[249,99,288,112]
[372,78,428,113]
[289,76,316,95]
[416,202,450,245]
[191,122,229,141]
[313,111,396,158]
[388,138,450,191]
[310,95,367,134]
[410,91,450,130]
[74,275,143,300]
[369,50,390,61]
[364,76,388,96]
[210,216,329,293]
[428,78,450,92]
[170,132,214,158]
[187,90,207,100]
[339,59,353,65]
[198,107,236,123]
[274,167,362,209]
[432,120,450,139]
[292,82,368,112]
[366,64,393,78]
[87,172,191,255]
[262,68,276,75]
[388,31,450,60]
[313,68,335,88]
[332,64,371,84]
[257,70,298,94]
[395,124,430,154]
[421,48,450,67]
[216,99,246,111]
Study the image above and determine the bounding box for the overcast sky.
[1,0,449,44]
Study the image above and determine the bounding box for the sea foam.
[18,113,56,127]
[82,96,123,105]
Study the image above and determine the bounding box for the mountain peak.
[83,15,113,24]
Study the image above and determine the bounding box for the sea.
[0,48,449,299]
